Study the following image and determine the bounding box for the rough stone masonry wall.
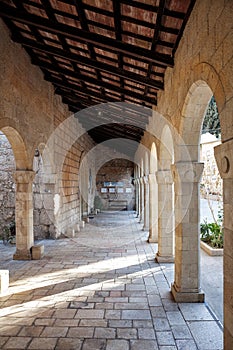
[0,132,15,234]
[0,20,96,239]
[96,159,135,211]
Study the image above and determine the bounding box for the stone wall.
[96,158,135,211]
[0,20,96,239]
[0,132,15,234]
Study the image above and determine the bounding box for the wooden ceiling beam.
[11,35,163,89]
[0,3,174,67]
[34,59,157,104]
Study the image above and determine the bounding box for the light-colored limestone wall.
[139,0,233,347]
[0,20,96,243]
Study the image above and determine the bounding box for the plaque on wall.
[117,188,124,193]
[109,188,115,193]
[101,188,107,193]
[126,187,132,193]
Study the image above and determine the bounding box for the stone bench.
[0,270,9,295]
[108,200,128,210]
[32,244,44,260]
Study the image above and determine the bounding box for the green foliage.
[200,220,223,249]
[0,221,16,245]
[202,96,221,138]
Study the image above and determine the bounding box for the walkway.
[0,211,223,350]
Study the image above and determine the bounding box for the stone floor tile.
[171,325,192,339]
[82,339,107,350]
[151,306,166,318]
[105,297,128,303]
[122,310,151,320]
[159,347,177,350]
[130,339,159,350]
[106,339,129,350]
[28,337,58,349]
[3,336,31,349]
[176,339,198,350]
[94,327,116,339]
[166,311,186,325]
[109,320,132,328]
[117,327,137,339]
[133,320,153,328]
[75,309,104,319]
[0,337,9,348]
[153,318,170,331]
[138,327,156,339]
[126,284,146,291]
[0,326,21,337]
[67,327,94,338]
[95,302,114,309]
[179,303,214,321]
[187,321,223,349]
[40,326,68,338]
[53,309,77,318]
[105,310,121,319]
[115,302,148,310]
[156,331,176,346]
[34,318,55,326]
[18,326,44,337]
[54,318,79,327]
[129,297,148,303]
[79,319,108,327]
[55,337,83,350]
[148,295,162,307]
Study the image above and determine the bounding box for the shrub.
[200,220,223,248]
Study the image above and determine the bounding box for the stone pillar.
[13,170,35,260]
[139,177,144,223]
[156,170,174,262]
[143,176,149,231]
[148,174,158,243]
[214,141,233,348]
[171,162,204,302]
[134,179,140,217]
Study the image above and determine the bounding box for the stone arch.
[156,125,175,262]
[0,125,30,170]
[150,142,158,174]
[148,142,158,243]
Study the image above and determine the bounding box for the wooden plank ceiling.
[0,0,195,156]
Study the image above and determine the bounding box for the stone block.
[32,244,44,260]
[0,269,9,294]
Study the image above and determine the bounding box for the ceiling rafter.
[0,0,196,156]
[0,3,174,67]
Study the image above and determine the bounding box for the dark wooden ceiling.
[0,0,196,156]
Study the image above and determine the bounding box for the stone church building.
[0,0,232,349]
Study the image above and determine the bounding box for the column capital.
[148,174,157,184]
[171,162,204,183]
[143,175,149,185]
[156,169,173,184]
[14,170,35,184]
[214,139,233,179]
[139,177,144,185]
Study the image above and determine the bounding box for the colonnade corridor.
[0,210,222,350]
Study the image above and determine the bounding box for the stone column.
[134,178,140,217]
[155,170,174,262]
[214,141,233,348]
[13,170,35,260]
[143,176,149,231]
[139,177,144,223]
[171,162,204,302]
[148,174,158,243]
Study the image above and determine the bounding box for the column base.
[155,253,174,263]
[171,283,205,303]
[143,226,149,231]
[13,249,32,260]
[147,237,158,243]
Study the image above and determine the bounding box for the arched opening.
[148,142,158,243]
[156,125,175,262]
[0,130,16,244]
[143,152,149,231]
[175,80,223,317]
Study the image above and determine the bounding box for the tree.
[202,96,221,138]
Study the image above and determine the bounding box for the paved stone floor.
[0,211,223,350]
